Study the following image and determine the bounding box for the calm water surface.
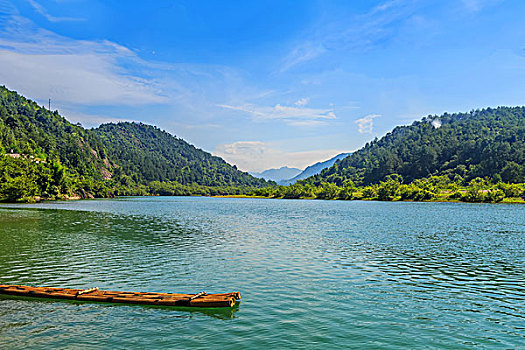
[0,197,523,349]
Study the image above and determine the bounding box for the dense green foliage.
[0,86,269,202]
[0,86,116,201]
[252,175,525,203]
[94,122,268,187]
[312,107,525,186]
[0,86,109,180]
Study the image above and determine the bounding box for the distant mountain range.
[279,153,351,185]
[251,153,351,185]
[250,166,302,182]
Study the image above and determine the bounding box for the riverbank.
[2,191,524,205]
[214,194,525,204]
[248,176,525,204]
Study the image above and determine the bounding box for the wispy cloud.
[216,141,266,156]
[0,13,167,106]
[280,0,419,71]
[213,140,346,172]
[0,49,167,105]
[281,41,327,73]
[355,114,379,134]
[460,0,501,12]
[217,102,336,126]
[27,0,84,22]
[286,120,327,127]
[170,122,222,130]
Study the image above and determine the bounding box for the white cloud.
[355,114,379,134]
[0,50,167,106]
[181,123,221,130]
[213,141,347,172]
[0,14,167,107]
[216,141,266,156]
[27,0,84,22]
[294,97,309,106]
[217,102,336,126]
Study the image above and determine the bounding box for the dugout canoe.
[0,285,240,308]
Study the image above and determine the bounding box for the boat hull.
[0,285,240,308]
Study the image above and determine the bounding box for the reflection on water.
[0,295,240,320]
[0,198,524,349]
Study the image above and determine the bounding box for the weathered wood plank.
[0,285,239,308]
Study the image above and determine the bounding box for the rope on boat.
[76,287,99,296]
[189,291,207,300]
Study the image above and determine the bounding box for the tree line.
[251,175,525,203]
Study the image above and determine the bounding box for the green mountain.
[94,122,269,188]
[0,86,114,201]
[0,86,269,202]
[312,107,525,186]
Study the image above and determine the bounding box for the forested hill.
[0,86,269,202]
[0,86,109,176]
[94,122,268,187]
[312,107,525,186]
[0,85,113,201]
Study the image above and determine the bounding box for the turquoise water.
[0,197,523,349]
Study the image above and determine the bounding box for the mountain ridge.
[280,152,350,185]
[94,121,269,188]
[251,166,302,182]
[309,107,525,186]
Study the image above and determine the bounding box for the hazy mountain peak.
[251,166,302,182]
[280,153,351,185]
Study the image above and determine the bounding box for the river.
[0,197,523,349]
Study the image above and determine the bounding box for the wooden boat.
[0,284,240,308]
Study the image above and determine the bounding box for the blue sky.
[0,0,524,172]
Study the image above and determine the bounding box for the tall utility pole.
[48,98,51,111]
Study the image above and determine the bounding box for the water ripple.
[0,199,524,349]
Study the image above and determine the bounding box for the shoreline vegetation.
[2,173,524,204]
[0,155,265,203]
[246,175,525,204]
